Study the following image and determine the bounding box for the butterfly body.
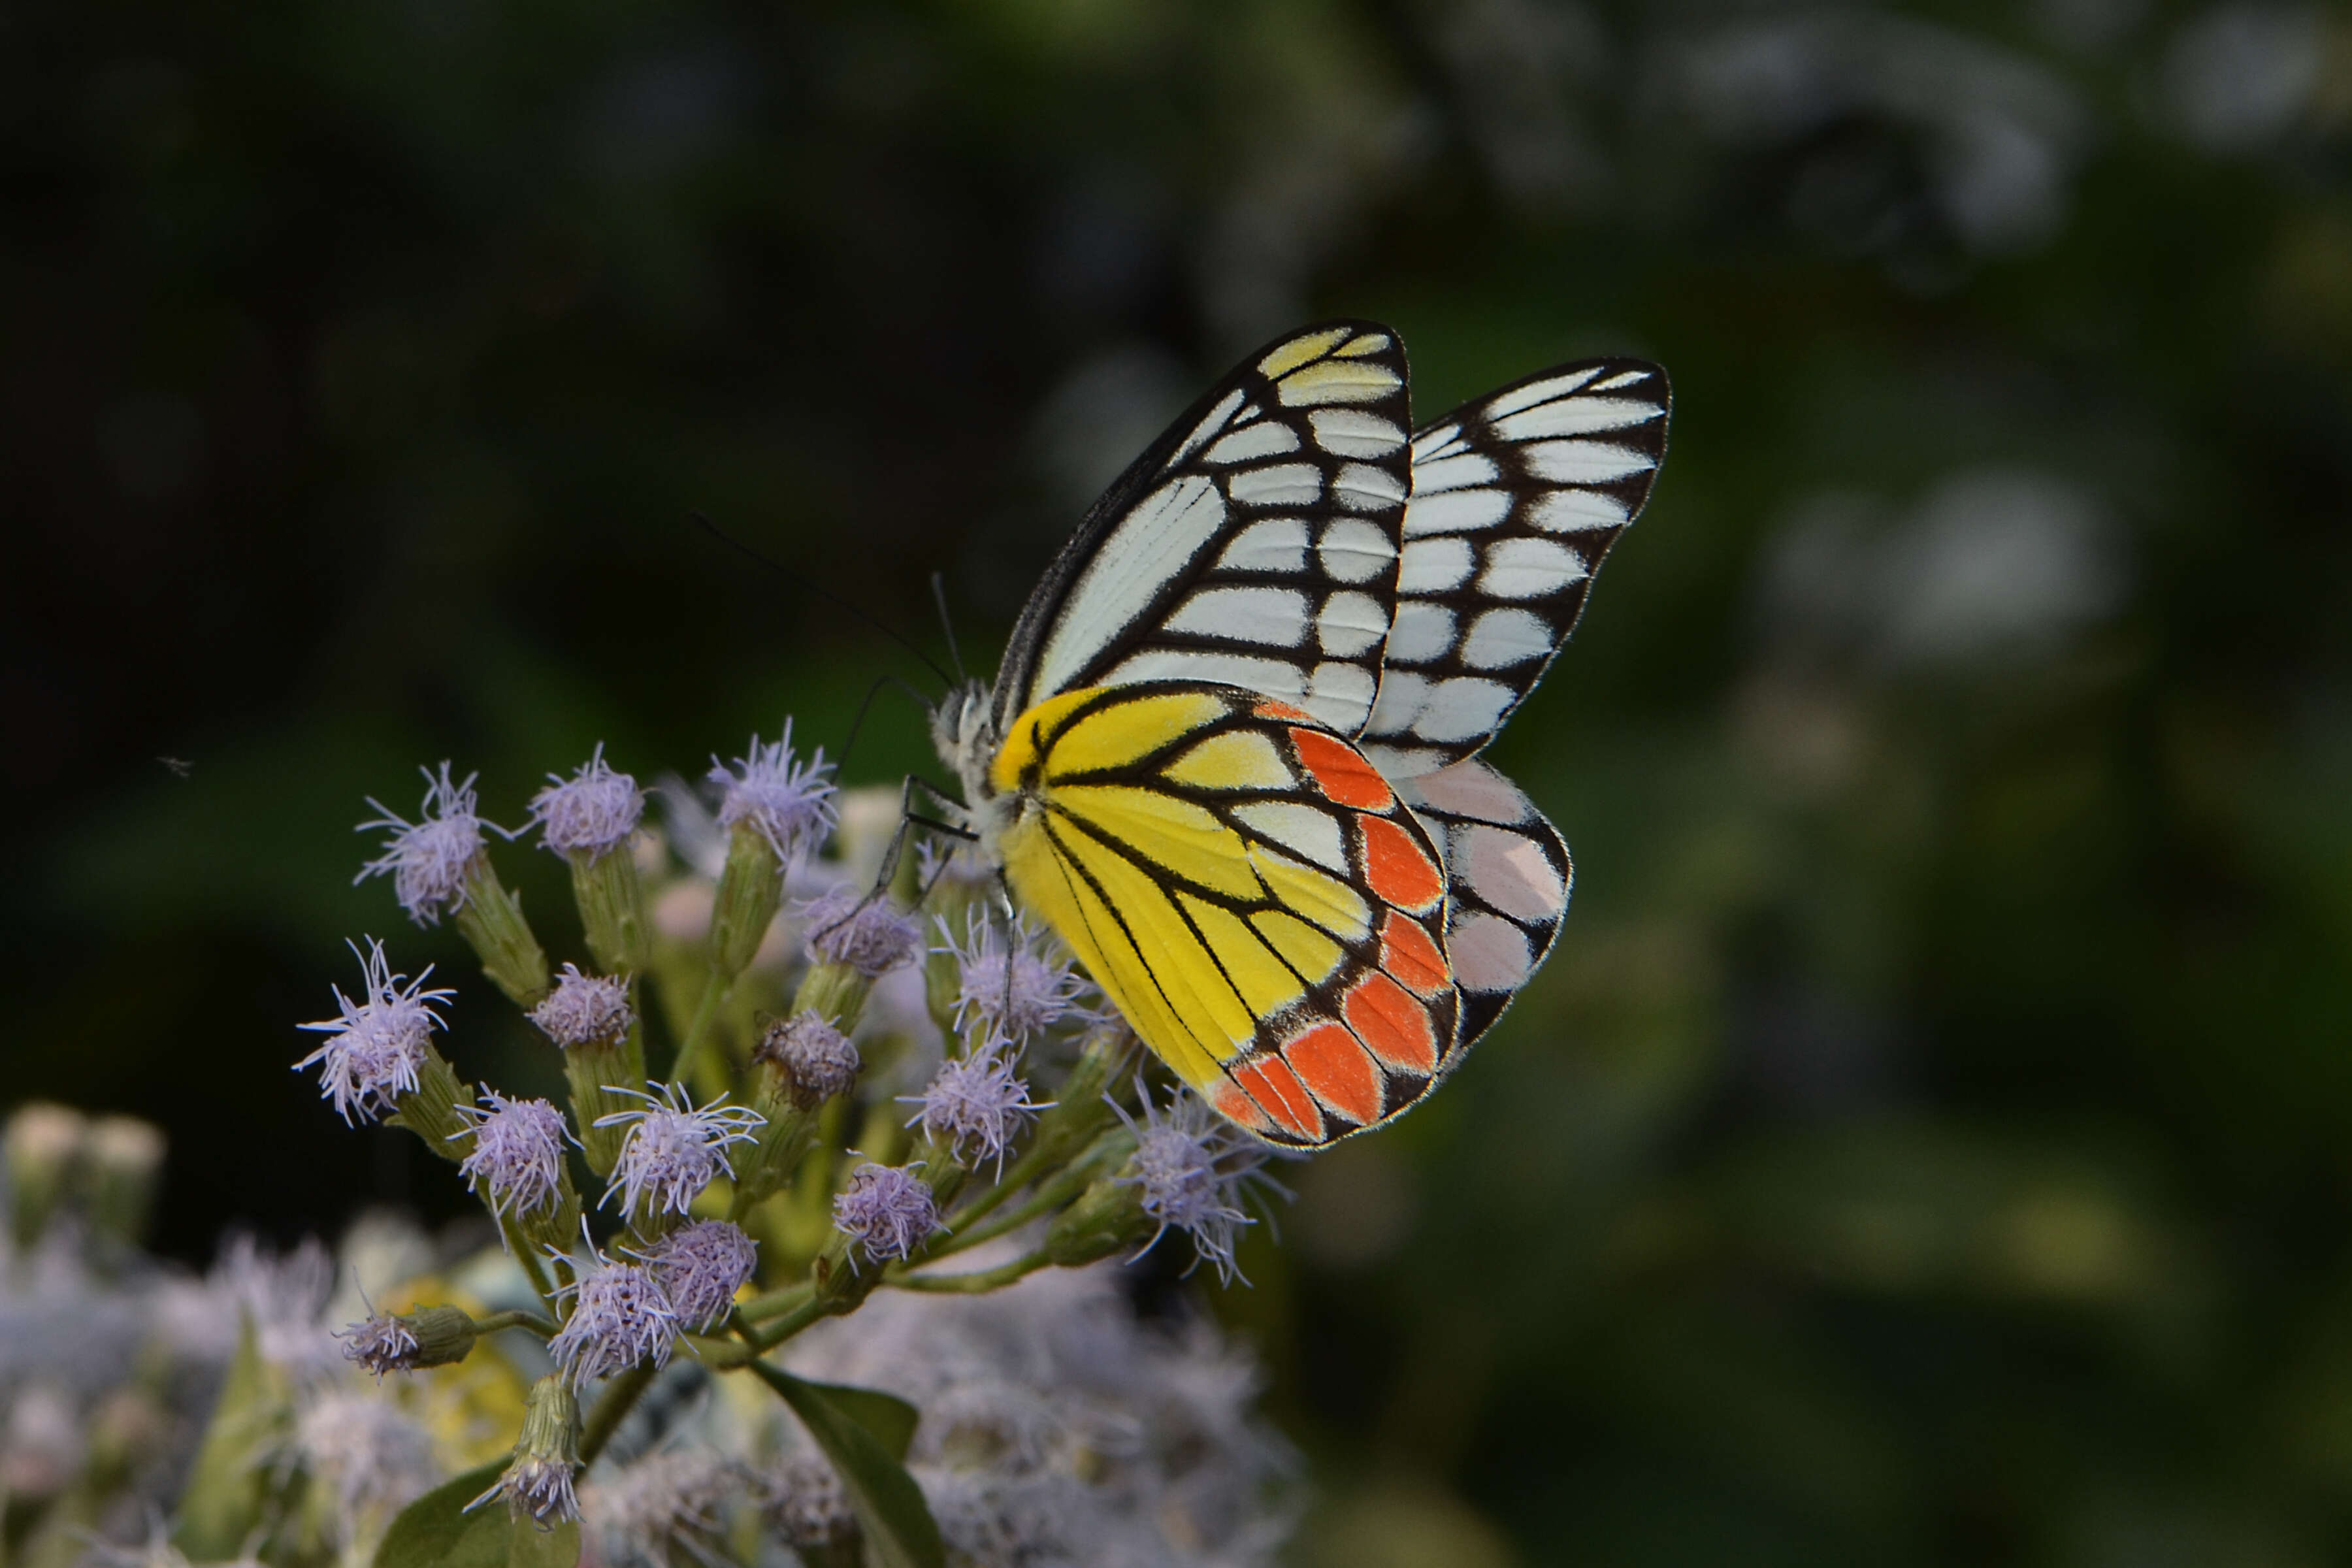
[930,322,1669,1147]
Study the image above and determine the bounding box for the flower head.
[640,1219,759,1330]
[800,885,923,977]
[529,743,643,858]
[832,1162,941,1266]
[293,1390,442,1537]
[355,762,493,925]
[527,964,634,1049]
[754,1013,862,1109]
[476,1375,581,1525]
[938,910,1086,1045]
[335,1313,417,1377]
[547,1243,678,1387]
[1114,1081,1273,1285]
[903,1040,1048,1175]
[710,721,838,866]
[451,1092,572,1220]
[294,939,453,1125]
[581,1449,732,1568]
[594,1083,764,1220]
[764,1454,856,1550]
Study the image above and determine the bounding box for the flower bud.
[530,965,646,1177]
[1021,1025,1135,1171]
[737,1015,860,1209]
[1043,1172,1152,1268]
[708,822,786,983]
[339,1304,481,1377]
[531,747,651,973]
[84,1115,165,1249]
[5,1103,85,1252]
[478,1375,581,1527]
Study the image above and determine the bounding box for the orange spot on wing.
[1232,1054,1325,1142]
[1213,1083,1275,1136]
[1284,1022,1383,1126]
[1252,699,1312,723]
[1345,972,1439,1073]
[1379,911,1450,997]
[1358,814,1443,911]
[1288,728,1394,810]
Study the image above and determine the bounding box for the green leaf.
[172,1313,293,1560]
[751,1363,943,1568]
[372,1460,581,1568]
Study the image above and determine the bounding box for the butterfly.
[932,321,1668,1147]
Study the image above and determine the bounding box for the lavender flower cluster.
[21,720,1292,1565]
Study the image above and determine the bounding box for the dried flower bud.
[765,1454,857,1550]
[755,1013,862,1110]
[476,1375,581,1526]
[356,762,493,926]
[832,1162,941,1266]
[294,939,455,1126]
[529,964,635,1049]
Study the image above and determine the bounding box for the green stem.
[500,1213,559,1308]
[472,1309,555,1338]
[886,1252,1051,1294]
[936,1140,1057,1235]
[744,1293,832,1352]
[579,1363,658,1465]
[736,1281,816,1325]
[926,1184,1070,1260]
[672,973,729,1094]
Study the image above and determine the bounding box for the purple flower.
[710,721,838,865]
[355,762,494,925]
[832,1162,941,1265]
[902,1040,1047,1175]
[451,1092,572,1220]
[800,885,923,977]
[548,1244,679,1386]
[294,939,453,1125]
[528,964,634,1049]
[754,1013,862,1109]
[594,1084,764,1219]
[529,743,644,858]
[336,1312,419,1378]
[640,1220,759,1330]
[937,910,1086,1045]
[491,1455,581,1527]
[1115,1082,1272,1286]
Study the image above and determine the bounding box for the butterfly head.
[931,680,1002,810]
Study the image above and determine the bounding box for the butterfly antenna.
[837,673,940,776]
[689,511,953,690]
[931,572,968,685]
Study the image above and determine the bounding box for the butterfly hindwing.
[1395,757,1572,1056]
[992,323,1414,742]
[987,681,1458,1148]
[1361,357,1670,779]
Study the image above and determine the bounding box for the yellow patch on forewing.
[1050,785,1262,902]
[1163,730,1292,791]
[1258,325,1352,379]
[1247,843,1370,939]
[1175,892,1308,1018]
[1043,689,1228,779]
[1249,909,1346,987]
[1039,814,1258,1060]
[1277,360,1403,407]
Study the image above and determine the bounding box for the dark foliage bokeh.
[9,0,2352,1560]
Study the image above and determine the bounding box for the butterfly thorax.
[932,679,1021,845]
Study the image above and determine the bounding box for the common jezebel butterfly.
[930,321,1669,1147]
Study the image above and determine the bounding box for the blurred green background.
[10,0,2352,1560]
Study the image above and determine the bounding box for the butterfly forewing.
[1361,358,1669,778]
[1395,757,1573,1056]
[989,681,1460,1147]
[992,323,1414,742]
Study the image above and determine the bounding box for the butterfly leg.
[808,774,973,949]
